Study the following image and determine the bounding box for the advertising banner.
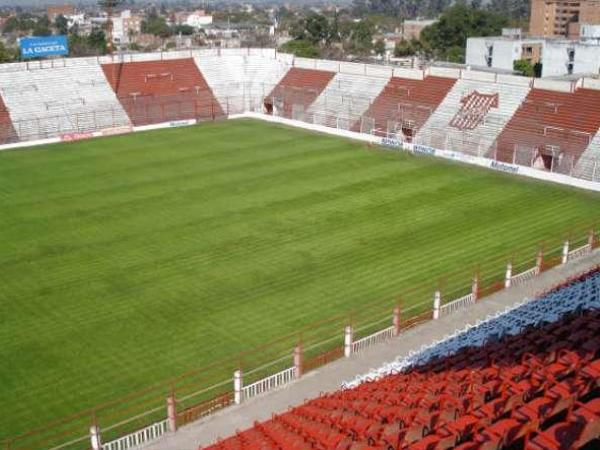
[20,35,69,59]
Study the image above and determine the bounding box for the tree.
[374,39,386,56]
[54,14,68,35]
[0,41,17,63]
[419,4,507,62]
[69,28,108,56]
[394,39,417,57]
[291,13,331,45]
[142,9,172,38]
[513,59,534,77]
[32,15,52,37]
[279,39,321,58]
[345,19,375,55]
[352,0,453,19]
[172,24,194,36]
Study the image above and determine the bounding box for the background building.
[112,10,142,45]
[185,10,213,29]
[466,26,600,77]
[47,5,75,22]
[530,0,600,38]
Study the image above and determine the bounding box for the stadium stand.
[0,94,17,144]
[101,58,223,125]
[0,61,130,140]
[416,79,531,157]
[264,68,336,119]
[495,87,600,176]
[194,51,290,114]
[306,72,390,130]
[202,269,600,450]
[356,76,457,139]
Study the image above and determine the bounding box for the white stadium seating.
[307,72,390,129]
[0,60,129,140]
[416,79,531,157]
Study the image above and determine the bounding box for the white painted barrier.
[352,326,396,354]
[242,367,297,400]
[439,293,476,317]
[568,244,592,261]
[102,419,169,450]
[510,266,540,286]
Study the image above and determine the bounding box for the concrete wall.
[542,41,600,77]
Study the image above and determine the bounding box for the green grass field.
[1,119,599,440]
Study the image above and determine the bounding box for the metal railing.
[352,326,396,354]
[569,243,592,261]
[242,367,297,401]
[511,266,540,286]
[439,293,476,317]
[102,420,169,450]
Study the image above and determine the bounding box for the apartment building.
[530,0,600,38]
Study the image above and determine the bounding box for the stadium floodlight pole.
[98,0,124,54]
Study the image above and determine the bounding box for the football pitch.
[1,118,599,439]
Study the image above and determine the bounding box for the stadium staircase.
[265,68,336,119]
[202,270,600,450]
[416,79,530,157]
[194,53,289,114]
[0,94,17,144]
[101,58,223,126]
[355,76,456,138]
[306,73,390,130]
[495,88,600,177]
[0,61,130,140]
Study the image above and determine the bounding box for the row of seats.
[306,72,390,130]
[0,53,599,179]
[495,88,600,175]
[416,79,531,158]
[357,76,457,138]
[264,68,336,119]
[0,95,17,144]
[195,55,290,115]
[202,270,600,450]
[0,62,130,140]
[101,58,223,126]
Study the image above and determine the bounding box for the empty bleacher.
[265,68,336,120]
[495,88,600,175]
[417,79,530,157]
[0,61,130,141]
[194,53,289,114]
[0,95,17,144]
[307,72,390,130]
[357,76,456,139]
[203,269,600,450]
[102,58,223,126]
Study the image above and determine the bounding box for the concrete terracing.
[138,249,600,450]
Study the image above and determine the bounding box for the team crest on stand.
[450,91,499,131]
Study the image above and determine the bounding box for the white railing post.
[90,425,102,450]
[536,248,544,272]
[392,306,401,336]
[344,325,353,358]
[472,274,479,301]
[234,370,243,404]
[433,290,441,320]
[505,262,513,288]
[166,393,177,433]
[294,344,303,379]
[562,240,570,264]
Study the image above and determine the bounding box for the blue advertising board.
[20,35,69,59]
